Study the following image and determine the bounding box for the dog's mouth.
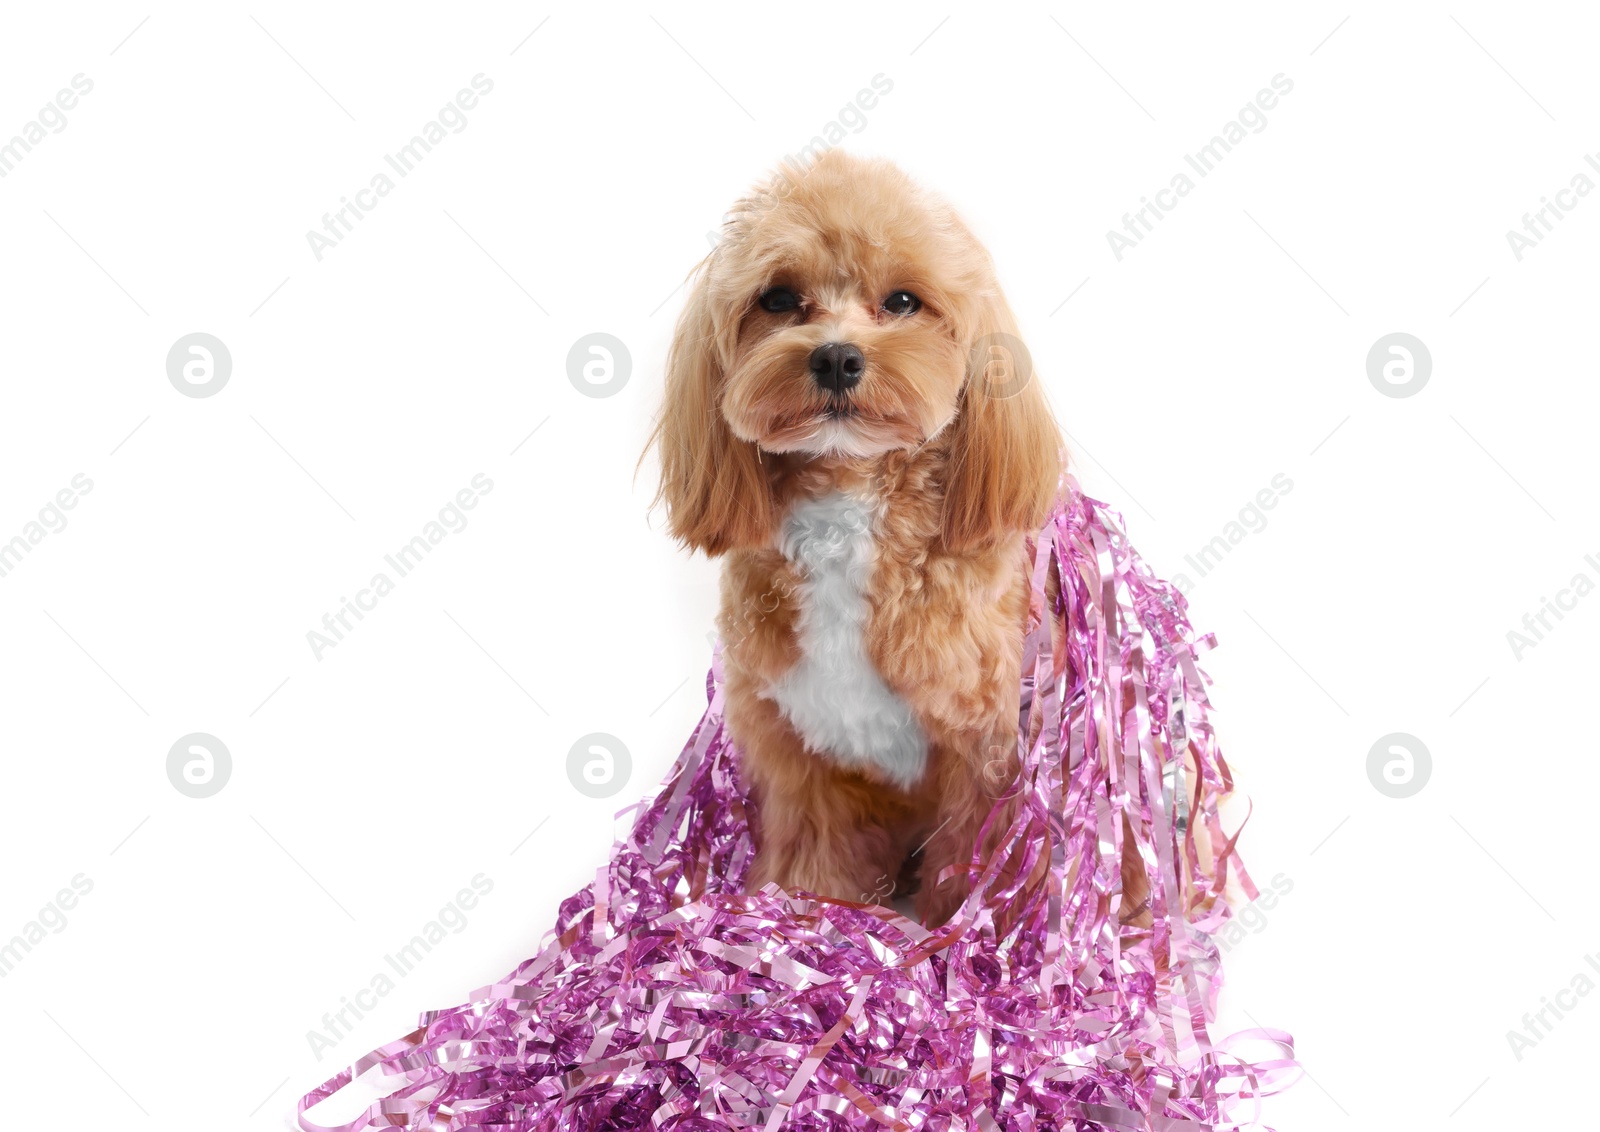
[755,405,921,460]
[734,375,930,458]
[767,401,874,434]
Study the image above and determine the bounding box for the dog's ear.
[941,286,1064,554]
[647,264,774,556]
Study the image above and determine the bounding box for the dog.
[648,150,1069,926]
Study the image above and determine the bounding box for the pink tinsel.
[299,483,1294,1131]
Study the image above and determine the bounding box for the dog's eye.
[758,287,800,313]
[882,291,921,316]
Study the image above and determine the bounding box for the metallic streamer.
[299,480,1295,1131]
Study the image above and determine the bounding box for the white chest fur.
[760,492,928,789]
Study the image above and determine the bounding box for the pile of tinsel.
[300,483,1294,1131]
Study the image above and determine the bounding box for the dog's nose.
[809,342,864,393]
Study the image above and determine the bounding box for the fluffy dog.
[649,150,1066,926]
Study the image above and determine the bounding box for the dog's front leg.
[866,544,1037,925]
[728,678,916,904]
[718,550,920,905]
[913,732,1026,925]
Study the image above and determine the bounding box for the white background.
[1,2,1595,1128]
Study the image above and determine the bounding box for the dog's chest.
[761,493,927,789]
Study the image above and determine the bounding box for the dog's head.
[650,150,1062,555]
